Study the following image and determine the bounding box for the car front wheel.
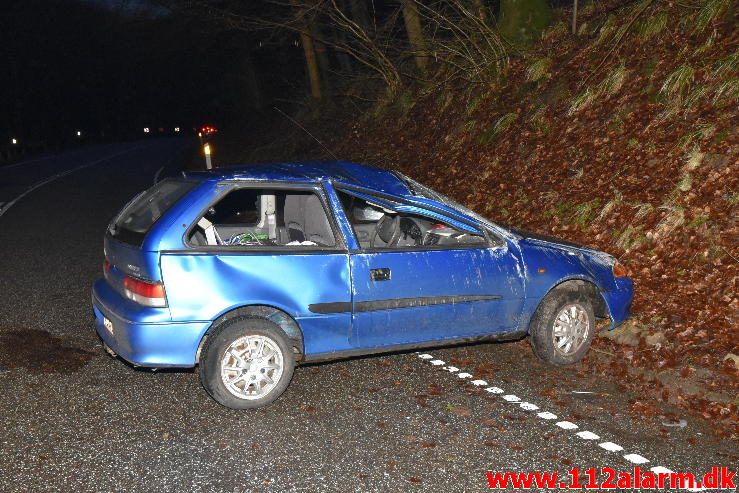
[200,317,295,409]
[529,287,595,365]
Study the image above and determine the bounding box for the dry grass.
[526,57,553,82]
[677,123,716,149]
[480,113,517,144]
[685,147,704,171]
[568,87,596,115]
[573,199,601,228]
[677,172,692,192]
[636,11,667,41]
[598,190,623,221]
[656,205,685,235]
[569,64,628,115]
[632,202,654,221]
[659,64,694,112]
[695,0,732,34]
[601,63,629,95]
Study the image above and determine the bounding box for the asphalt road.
[0,139,736,492]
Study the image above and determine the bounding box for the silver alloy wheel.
[220,335,284,400]
[552,303,590,356]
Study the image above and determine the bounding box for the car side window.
[337,191,487,250]
[188,188,336,248]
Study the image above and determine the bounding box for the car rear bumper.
[92,279,211,368]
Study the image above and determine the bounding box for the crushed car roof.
[185,161,411,196]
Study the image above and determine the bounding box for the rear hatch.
[103,179,197,302]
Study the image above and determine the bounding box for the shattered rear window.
[109,179,196,246]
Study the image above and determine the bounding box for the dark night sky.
[1,0,575,146]
[0,0,303,145]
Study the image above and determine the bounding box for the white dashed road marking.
[485,387,504,394]
[556,421,579,430]
[576,431,600,440]
[623,453,650,465]
[416,352,674,474]
[599,442,624,452]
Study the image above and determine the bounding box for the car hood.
[510,228,616,266]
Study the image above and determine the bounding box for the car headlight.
[612,261,629,278]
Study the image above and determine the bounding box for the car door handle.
[370,268,391,281]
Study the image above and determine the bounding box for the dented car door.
[348,244,526,349]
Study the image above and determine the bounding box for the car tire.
[200,317,295,409]
[529,287,595,365]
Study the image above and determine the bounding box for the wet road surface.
[0,139,736,492]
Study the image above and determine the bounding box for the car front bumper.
[92,279,211,368]
[603,277,634,329]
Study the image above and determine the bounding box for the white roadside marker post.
[204,143,212,170]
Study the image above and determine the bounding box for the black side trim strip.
[302,330,527,363]
[308,301,352,314]
[309,294,501,314]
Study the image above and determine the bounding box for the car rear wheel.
[529,287,595,365]
[200,317,295,409]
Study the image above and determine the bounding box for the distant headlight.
[612,262,629,278]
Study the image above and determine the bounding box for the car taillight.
[123,275,167,307]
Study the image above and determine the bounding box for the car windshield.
[396,172,500,230]
[110,179,196,246]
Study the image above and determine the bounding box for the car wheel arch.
[536,278,608,321]
[195,305,304,364]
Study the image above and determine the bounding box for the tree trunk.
[572,0,579,35]
[311,23,332,96]
[244,52,262,109]
[292,1,322,100]
[299,31,322,100]
[497,0,551,46]
[400,0,428,71]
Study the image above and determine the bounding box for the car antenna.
[272,106,340,161]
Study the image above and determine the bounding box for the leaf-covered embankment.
[327,0,738,437]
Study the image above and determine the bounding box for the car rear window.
[109,179,196,246]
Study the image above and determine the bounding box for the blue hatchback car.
[92,162,633,408]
